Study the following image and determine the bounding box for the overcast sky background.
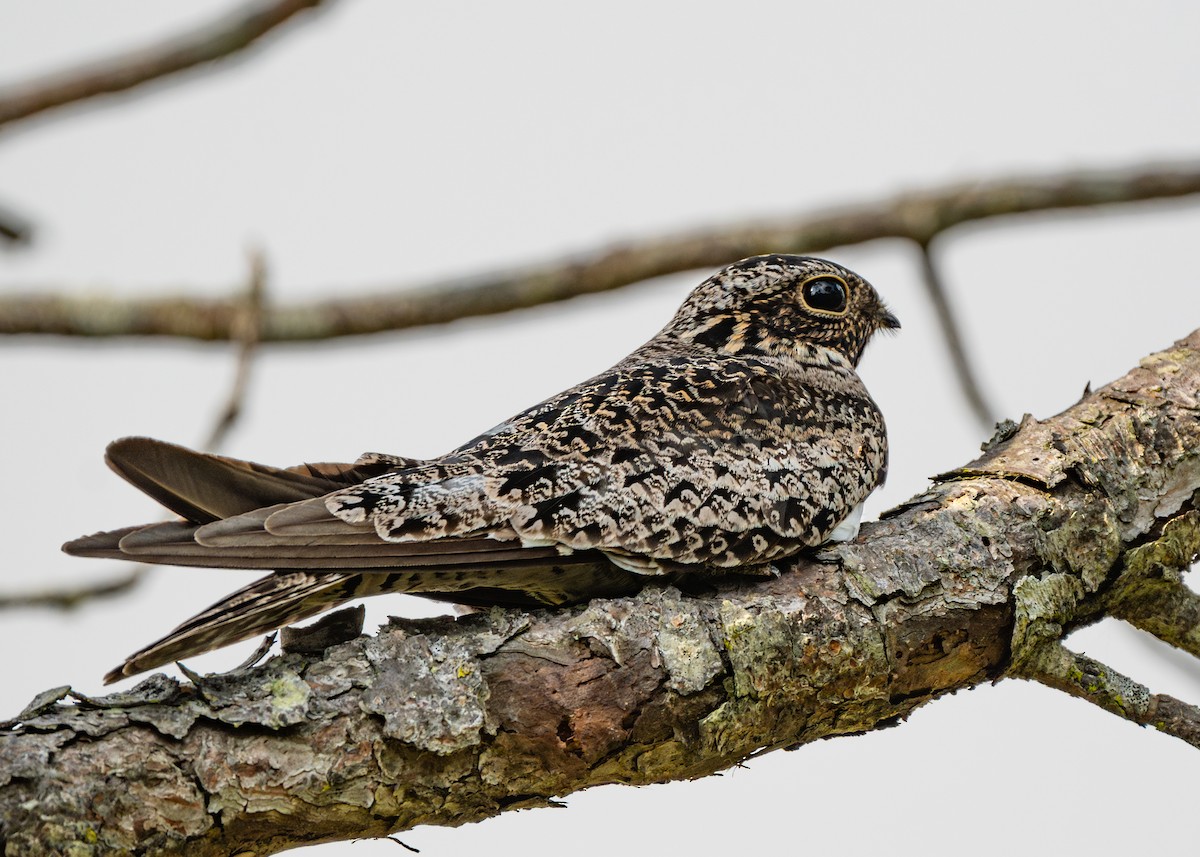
[2,2,1199,854]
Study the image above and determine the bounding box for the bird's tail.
[103,560,642,684]
[103,570,383,683]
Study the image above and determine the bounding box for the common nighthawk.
[65,254,899,683]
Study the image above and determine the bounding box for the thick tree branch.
[1110,581,1200,660]
[0,0,330,130]
[3,328,1199,855]
[2,160,1199,342]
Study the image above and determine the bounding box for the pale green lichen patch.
[360,611,531,755]
[1122,510,1200,582]
[211,663,312,729]
[1010,572,1085,668]
[700,599,801,754]
[716,600,780,700]
[698,590,886,755]
[654,589,723,695]
[1036,502,1122,593]
[363,632,491,755]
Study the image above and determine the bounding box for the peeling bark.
[2,330,1199,856]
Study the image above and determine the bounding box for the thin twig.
[0,200,33,245]
[1018,641,1200,749]
[200,248,266,452]
[0,0,330,130]
[2,161,1199,342]
[232,632,277,672]
[0,569,143,612]
[915,238,997,429]
[0,254,268,612]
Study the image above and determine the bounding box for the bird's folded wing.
[103,436,399,524]
[67,436,578,569]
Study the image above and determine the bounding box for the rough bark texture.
[2,330,1199,856]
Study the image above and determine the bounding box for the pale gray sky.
[2,2,1199,854]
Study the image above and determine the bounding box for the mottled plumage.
[65,255,898,682]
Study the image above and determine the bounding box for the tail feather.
[103,437,399,524]
[67,436,644,683]
[104,560,644,683]
[104,571,371,683]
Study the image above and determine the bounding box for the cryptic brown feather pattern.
[65,255,898,682]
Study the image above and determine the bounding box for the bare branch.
[1017,641,1200,749]
[0,253,271,612]
[0,0,330,130]
[2,160,1199,342]
[0,201,32,246]
[914,239,997,429]
[0,253,271,613]
[4,328,1199,854]
[199,247,266,452]
[0,569,143,612]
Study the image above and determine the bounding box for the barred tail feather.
[104,571,382,683]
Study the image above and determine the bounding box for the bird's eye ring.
[800,276,848,316]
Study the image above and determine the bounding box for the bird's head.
[667,255,900,367]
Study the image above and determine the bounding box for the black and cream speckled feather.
[65,255,899,682]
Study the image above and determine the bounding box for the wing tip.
[102,663,132,685]
[62,526,143,558]
[263,497,348,535]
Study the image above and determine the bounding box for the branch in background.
[0,0,330,130]
[0,201,33,246]
[0,253,267,612]
[915,238,997,429]
[200,248,266,452]
[1,160,1198,342]
[3,328,1199,855]
[0,569,143,612]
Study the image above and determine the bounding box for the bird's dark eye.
[801,277,848,315]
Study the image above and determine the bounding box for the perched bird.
[66,254,899,683]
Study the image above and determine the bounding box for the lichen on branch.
[3,329,1199,855]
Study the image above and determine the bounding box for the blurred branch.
[915,239,997,429]
[2,160,1199,342]
[0,201,33,246]
[0,569,143,612]
[0,0,330,130]
[4,328,1200,854]
[0,254,267,613]
[200,248,266,452]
